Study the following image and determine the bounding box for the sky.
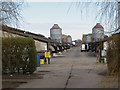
[18,2,102,40]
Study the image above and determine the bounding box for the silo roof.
[51,24,61,29]
[67,35,71,37]
[93,23,104,29]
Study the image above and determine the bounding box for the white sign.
[43,45,47,51]
[104,41,108,50]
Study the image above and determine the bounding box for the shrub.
[2,37,37,74]
[107,34,120,74]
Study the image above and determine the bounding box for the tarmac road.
[18,47,109,88]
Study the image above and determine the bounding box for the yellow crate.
[40,59,44,64]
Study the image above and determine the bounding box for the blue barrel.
[37,54,40,66]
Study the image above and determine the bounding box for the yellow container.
[45,52,50,58]
[40,59,44,64]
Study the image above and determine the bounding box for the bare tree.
[72,1,119,34]
[95,1,119,34]
[0,0,24,26]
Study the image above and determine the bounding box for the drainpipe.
[47,42,51,64]
[47,42,49,52]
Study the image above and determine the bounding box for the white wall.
[35,40,47,51]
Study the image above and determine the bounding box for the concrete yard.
[18,47,117,88]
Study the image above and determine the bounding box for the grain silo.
[82,34,86,44]
[66,35,72,44]
[50,24,62,43]
[92,23,104,42]
[86,34,92,43]
[62,34,67,43]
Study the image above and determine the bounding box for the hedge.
[107,34,120,74]
[2,37,37,74]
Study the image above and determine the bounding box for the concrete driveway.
[18,47,115,88]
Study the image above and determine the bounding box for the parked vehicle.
[81,44,85,52]
[81,44,89,52]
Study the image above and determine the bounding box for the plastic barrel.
[37,54,40,66]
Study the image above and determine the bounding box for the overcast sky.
[18,2,103,40]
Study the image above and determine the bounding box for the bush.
[107,34,120,74]
[2,37,37,74]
